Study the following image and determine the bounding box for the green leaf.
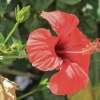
[67,81,94,100]
[57,0,77,13]
[87,0,98,19]
[79,16,97,39]
[0,0,7,17]
[89,53,100,87]
[25,14,42,32]
[0,32,4,43]
[20,0,29,6]
[0,18,21,44]
[30,0,54,12]
[32,91,44,100]
[42,89,66,100]
[58,0,81,5]
[82,0,98,19]
[5,0,18,13]
[95,83,100,100]
[97,0,100,19]
[13,59,28,71]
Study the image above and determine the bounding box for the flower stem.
[65,95,68,100]
[0,54,28,59]
[17,86,47,100]
[17,89,39,100]
[3,22,19,44]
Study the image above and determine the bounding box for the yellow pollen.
[82,38,100,55]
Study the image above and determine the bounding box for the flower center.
[55,38,100,57]
[55,46,68,58]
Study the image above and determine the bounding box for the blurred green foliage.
[0,0,100,100]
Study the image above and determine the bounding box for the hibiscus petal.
[66,53,90,74]
[48,60,89,95]
[26,28,63,71]
[40,10,79,42]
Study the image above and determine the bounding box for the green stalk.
[17,89,39,100]
[17,86,47,100]
[3,22,19,44]
[0,54,27,59]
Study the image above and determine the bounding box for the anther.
[82,38,100,55]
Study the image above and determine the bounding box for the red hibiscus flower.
[26,10,99,95]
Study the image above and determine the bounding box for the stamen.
[82,38,100,55]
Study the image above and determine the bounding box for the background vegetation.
[0,0,100,100]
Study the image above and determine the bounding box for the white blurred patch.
[14,76,32,91]
[7,0,11,4]
[0,57,3,60]
[82,3,93,12]
[27,96,34,100]
[9,11,15,17]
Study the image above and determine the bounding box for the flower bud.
[15,5,30,23]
